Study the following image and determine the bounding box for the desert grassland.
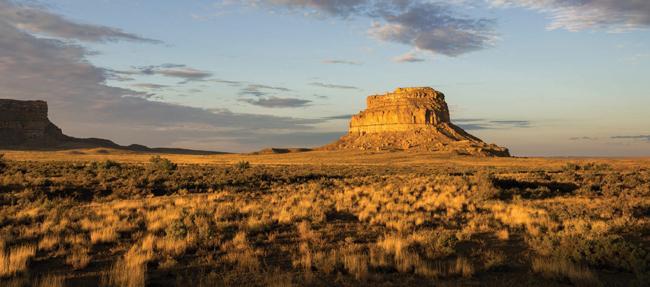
[4,148,650,168]
[0,150,649,286]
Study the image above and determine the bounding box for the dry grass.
[532,257,601,287]
[0,153,647,285]
[38,235,59,251]
[90,227,119,244]
[36,274,65,287]
[0,245,37,278]
[104,244,152,287]
[65,246,91,270]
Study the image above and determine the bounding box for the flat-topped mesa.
[322,87,510,157]
[0,99,67,146]
[350,87,451,134]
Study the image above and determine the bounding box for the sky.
[0,0,649,156]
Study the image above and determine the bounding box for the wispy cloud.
[393,51,425,63]
[238,84,292,97]
[322,59,363,65]
[0,0,160,43]
[310,82,360,90]
[454,118,532,130]
[115,64,213,82]
[611,135,650,142]
[240,97,312,108]
[130,83,169,90]
[569,136,599,141]
[490,0,650,31]
[323,114,354,120]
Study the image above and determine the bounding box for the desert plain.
[0,149,648,286]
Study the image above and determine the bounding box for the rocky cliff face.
[0,99,222,154]
[323,87,510,157]
[0,99,70,147]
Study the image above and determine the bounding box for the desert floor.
[0,149,649,286]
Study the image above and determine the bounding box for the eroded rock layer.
[0,99,221,154]
[0,99,70,147]
[323,88,510,157]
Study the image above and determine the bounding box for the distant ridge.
[0,99,225,155]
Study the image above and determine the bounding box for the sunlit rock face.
[350,87,451,134]
[323,87,511,157]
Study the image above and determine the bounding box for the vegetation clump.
[149,155,177,172]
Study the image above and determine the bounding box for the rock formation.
[322,87,510,157]
[0,99,222,154]
[0,100,71,147]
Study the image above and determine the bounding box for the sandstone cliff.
[0,100,71,147]
[322,88,510,157]
[0,99,221,154]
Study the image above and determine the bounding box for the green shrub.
[149,156,177,172]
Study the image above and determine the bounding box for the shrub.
[100,160,121,170]
[235,161,251,171]
[149,156,177,172]
[532,257,601,287]
[0,154,6,173]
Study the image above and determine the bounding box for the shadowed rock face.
[0,99,70,147]
[323,87,510,157]
[0,99,221,154]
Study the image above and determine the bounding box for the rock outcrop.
[0,100,71,147]
[0,99,222,154]
[322,88,510,157]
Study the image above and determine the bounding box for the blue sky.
[1,0,649,155]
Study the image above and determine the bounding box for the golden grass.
[0,152,647,285]
[532,257,601,287]
[90,227,119,244]
[104,244,152,287]
[38,235,59,251]
[36,274,65,287]
[4,148,648,168]
[65,246,91,270]
[0,245,37,278]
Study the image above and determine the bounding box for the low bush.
[149,156,177,172]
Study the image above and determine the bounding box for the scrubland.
[0,150,649,286]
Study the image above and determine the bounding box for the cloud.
[258,0,368,17]
[393,51,425,62]
[0,0,159,43]
[212,79,244,86]
[490,0,650,31]
[323,114,354,120]
[569,136,598,141]
[368,2,496,57]
[322,59,363,65]
[611,135,650,142]
[310,82,360,90]
[240,97,312,108]
[0,0,325,152]
[454,119,532,130]
[130,83,169,90]
[116,64,213,82]
[239,84,292,97]
[255,0,496,57]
